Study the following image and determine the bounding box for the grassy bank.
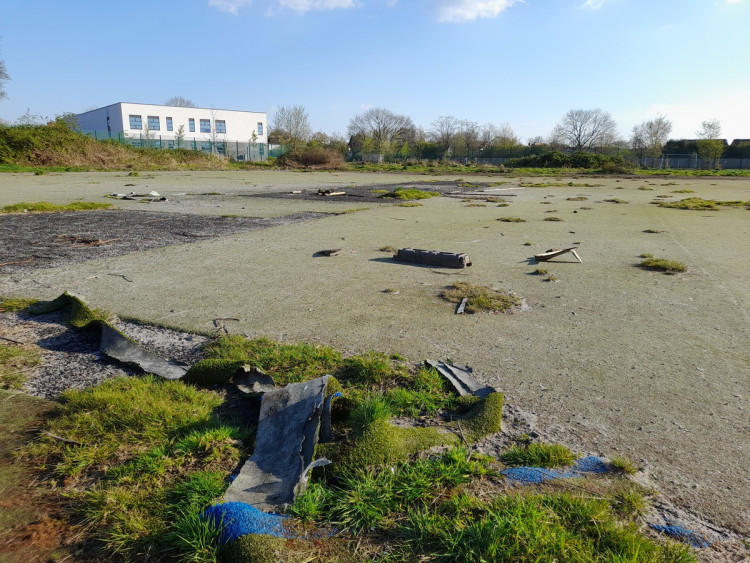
[8,314,695,561]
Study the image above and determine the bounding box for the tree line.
[270,104,737,164]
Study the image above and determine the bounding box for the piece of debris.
[317,189,346,197]
[223,375,337,511]
[233,365,276,396]
[393,248,472,269]
[425,360,495,398]
[290,190,302,194]
[99,324,188,380]
[315,248,342,257]
[456,297,468,314]
[534,246,582,263]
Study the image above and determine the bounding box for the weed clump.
[604,198,628,204]
[440,282,520,314]
[497,216,526,222]
[379,187,440,200]
[543,216,563,221]
[639,256,687,274]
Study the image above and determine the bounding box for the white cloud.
[726,0,744,4]
[276,0,358,12]
[208,0,253,15]
[433,0,523,23]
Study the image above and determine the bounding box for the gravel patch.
[0,209,328,274]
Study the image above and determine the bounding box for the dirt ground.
[1,170,749,552]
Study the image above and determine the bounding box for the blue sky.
[1,0,748,142]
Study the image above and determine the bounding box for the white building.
[75,102,268,158]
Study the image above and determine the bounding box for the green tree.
[696,140,725,169]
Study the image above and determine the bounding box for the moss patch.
[0,297,39,312]
[27,292,108,328]
[452,392,504,443]
[332,418,457,475]
[639,257,687,274]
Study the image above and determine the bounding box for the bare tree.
[164,96,196,108]
[0,59,9,100]
[272,104,312,151]
[429,116,461,149]
[631,115,672,158]
[494,123,521,149]
[696,119,721,140]
[551,108,619,150]
[348,107,415,153]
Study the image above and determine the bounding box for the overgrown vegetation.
[0,121,229,170]
[440,282,521,314]
[289,447,693,562]
[1,201,113,213]
[276,147,344,169]
[25,376,250,560]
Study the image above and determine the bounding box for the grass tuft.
[0,343,41,389]
[497,216,526,222]
[500,442,578,468]
[604,198,628,204]
[639,257,687,274]
[440,282,520,314]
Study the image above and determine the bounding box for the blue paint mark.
[203,502,290,545]
[502,456,610,484]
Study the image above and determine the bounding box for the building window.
[166,140,175,149]
[189,118,195,133]
[215,120,226,134]
[257,122,263,136]
[129,115,142,130]
[147,116,160,131]
[200,119,211,133]
[200,142,212,153]
[166,117,173,131]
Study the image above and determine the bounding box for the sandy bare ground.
[1,170,749,545]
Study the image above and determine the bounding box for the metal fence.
[81,130,281,161]
[637,154,750,170]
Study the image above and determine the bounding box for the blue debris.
[203,502,290,545]
[649,521,712,548]
[502,466,572,483]
[574,456,609,474]
[502,456,609,484]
